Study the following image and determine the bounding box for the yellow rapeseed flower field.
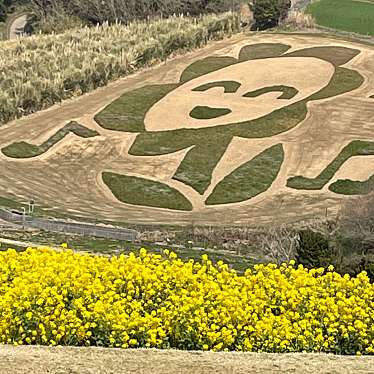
[0,247,372,354]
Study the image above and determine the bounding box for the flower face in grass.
[145,57,335,132]
[96,43,367,210]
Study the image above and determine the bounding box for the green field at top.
[308,0,374,36]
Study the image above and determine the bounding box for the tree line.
[1,1,292,34]
[0,0,12,22]
[28,0,235,28]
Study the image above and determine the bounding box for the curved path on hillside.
[8,14,27,39]
[0,34,373,226]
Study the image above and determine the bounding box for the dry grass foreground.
[0,346,373,374]
[0,33,374,225]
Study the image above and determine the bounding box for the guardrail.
[0,209,138,242]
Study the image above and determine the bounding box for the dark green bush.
[296,229,333,269]
[252,0,291,30]
[0,0,7,22]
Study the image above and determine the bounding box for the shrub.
[296,229,333,268]
[334,193,374,280]
[0,0,7,22]
[284,10,314,29]
[252,0,291,30]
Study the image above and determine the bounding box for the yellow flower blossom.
[0,247,371,355]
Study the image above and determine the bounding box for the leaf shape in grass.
[243,85,299,100]
[192,80,241,93]
[173,137,233,195]
[179,56,237,83]
[94,84,179,132]
[2,121,99,159]
[206,144,284,205]
[239,43,291,62]
[287,140,374,190]
[190,106,232,120]
[102,172,193,211]
[309,67,364,101]
[284,46,361,66]
[329,175,374,195]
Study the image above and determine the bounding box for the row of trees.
[1,0,293,34]
[27,0,237,31]
[26,1,292,34]
[0,0,12,22]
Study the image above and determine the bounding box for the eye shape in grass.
[190,106,232,120]
[192,81,241,94]
[243,86,299,100]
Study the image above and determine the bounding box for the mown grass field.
[308,0,374,36]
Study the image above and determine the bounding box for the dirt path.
[0,238,60,250]
[0,33,373,226]
[0,346,373,374]
[8,15,27,40]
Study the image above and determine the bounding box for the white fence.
[0,209,138,242]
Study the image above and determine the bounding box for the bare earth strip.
[0,33,374,226]
[0,346,373,374]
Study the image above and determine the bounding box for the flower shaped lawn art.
[95,43,372,211]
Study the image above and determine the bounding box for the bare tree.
[257,225,298,265]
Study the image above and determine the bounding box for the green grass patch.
[243,85,299,99]
[287,140,374,190]
[192,80,241,93]
[285,46,361,67]
[308,0,374,36]
[173,138,232,195]
[179,56,237,83]
[309,68,364,101]
[206,144,284,205]
[0,196,27,210]
[2,121,98,159]
[102,172,193,211]
[189,106,231,120]
[239,43,291,61]
[95,84,179,132]
[329,174,374,195]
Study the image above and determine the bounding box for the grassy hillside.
[0,12,239,124]
[308,0,374,36]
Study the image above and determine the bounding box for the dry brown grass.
[0,346,373,374]
[285,10,315,28]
